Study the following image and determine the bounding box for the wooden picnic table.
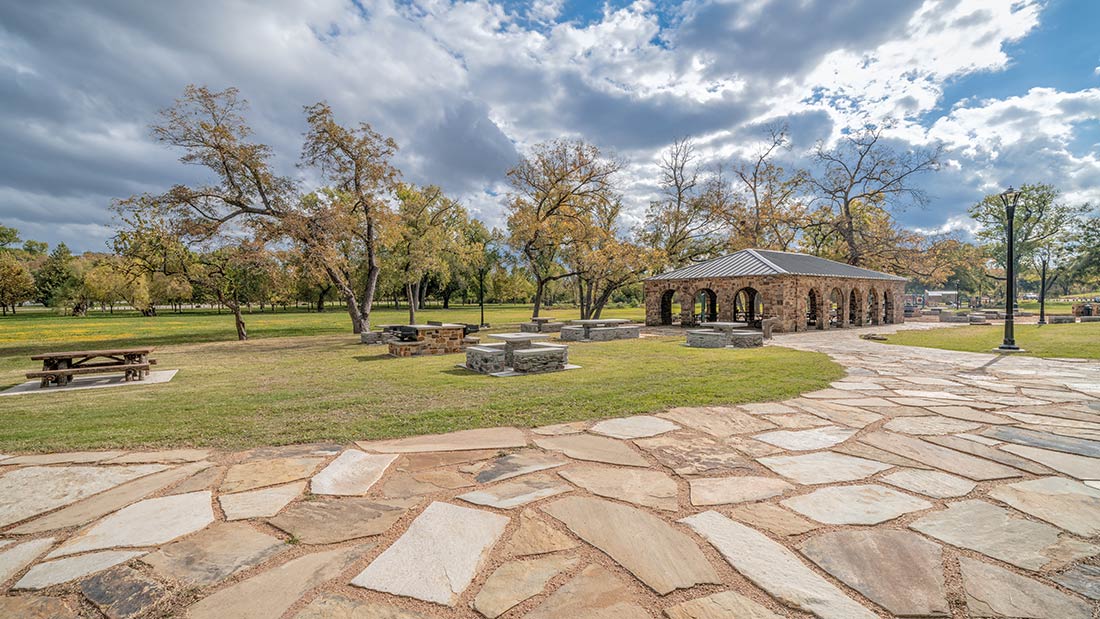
[28,347,155,388]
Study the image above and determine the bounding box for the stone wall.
[512,346,567,373]
[645,274,906,333]
[465,345,507,374]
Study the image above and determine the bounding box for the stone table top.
[487,332,551,343]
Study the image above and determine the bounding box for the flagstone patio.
[1,323,1098,617]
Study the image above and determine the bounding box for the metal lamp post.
[997,186,1021,351]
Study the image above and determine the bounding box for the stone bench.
[520,321,566,333]
[559,326,586,341]
[1081,316,1100,322]
[388,341,425,357]
[968,314,989,324]
[465,345,507,374]
[512,345,568,373]
[939,314,970,323]
[1049,316,1076,324]
[587,326,640,341]
[728,331,764,348]
[686,330,728,348]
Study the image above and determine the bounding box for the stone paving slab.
[220,457,325,494]
[660,406,777,437]
[682,511,877,619]
[921,434,1054,474]
[12,461,211,534]
[141,522,286,585]
[589,415,679,439]
[910,500,1099,571]
[0,595,82,618]
[559,465,679,510]
[467,451,567,483]
[0,464,168,527]
[543,496,719,595]
[633,434,754,475]
[15,550,145,590]
[523,564,649,619]
[987,476,1100,537]
[688,476,792,506]
[358,427,527,453]
[294,592,430,618]
[757,451,891,484]
[782,484,932,525]
[219,480,304,520]
[665,590,785,619]
[48,491,214,558]
[458,474,572,509]
[502,511,577,557]
[881,468,976,498]
[81,565,169,619]
[754,426,856,451]
[799,529,949,617]
[0,538,55,585]
[534,434,648,467]
[351,502,508,606]
[1000,443,1100,479]
[269,497,412,545]
[310,450,397,495]
[473,554,579,618]
[960,555,1092,618]
[187,545,366,619]
[859,431,1023,480]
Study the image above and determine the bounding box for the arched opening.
[883,290,895,325]
[806,289,819,328]
[866,288,881,325]
[695,288,718,323]
[659,290,676,325]
[848,289,860,326]
[828,288,843,328]
[733,287,763,325]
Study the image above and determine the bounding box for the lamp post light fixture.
[997,186,1021,351]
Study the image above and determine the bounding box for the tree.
[727,125,808,251]
[638,138,725,267]
[386,184,465,324]
[297,101,399,332]
[968,184,1088,306]
[0,253,35,314]
[809,126,941,265]
[120,85,400,336]
[34,243,79,309]
[506,139,622,317]
[465,221,503,326]
[568,198,654,319]
[0,225,21,250]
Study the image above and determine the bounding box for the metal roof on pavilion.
[646,249,908,282]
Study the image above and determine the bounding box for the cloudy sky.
[2,0,1098,252]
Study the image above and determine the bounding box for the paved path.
[1,323,1098,617]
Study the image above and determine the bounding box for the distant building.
[644,249,907,333]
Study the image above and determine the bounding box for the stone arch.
[806,288,821,329]
[866,287,881,326]
[848,288,862,326]
[883,289,896,325]
[658,289,676,325]
[694,288,718,323]
[828,287,844,328]
[733,287,764,325]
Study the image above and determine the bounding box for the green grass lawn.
[883,322,1100,360]
[0,305,841,452]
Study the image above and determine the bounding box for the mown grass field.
[0,305,841,452]
[884,321,1100,360]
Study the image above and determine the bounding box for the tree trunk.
[406,282,417,325]
[840,199,861,266]
[230,303,248,340]
[442,288,451,309]
[419,279,428,309]
[532,278,545,318]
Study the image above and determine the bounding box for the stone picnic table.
[486,332,549,365]
[570,318,631,339]
[27,347,155,387]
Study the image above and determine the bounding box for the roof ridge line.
[744,249,787,274]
